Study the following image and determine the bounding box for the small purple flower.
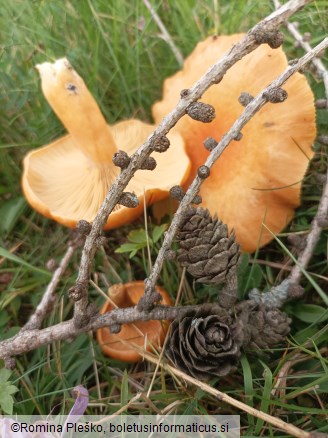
[67,385,89,418]
[62,385,89,437]
[0,385,89,438]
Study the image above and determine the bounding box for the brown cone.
[166,304,243,380]
[237,301,291,349]
[177,207,240,284]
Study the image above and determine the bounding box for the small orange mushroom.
[22,58,190,229]
[152,35,316,252]
[96,281,172,362]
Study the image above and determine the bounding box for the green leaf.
[293,325,323,345]
[0,327,20,342]
[152,224,168,243]
[6,385,19,396]
[247,264,263,289]
[128,249,138,259]
[0,393,14,414]
[288,303,328,323]
[0,197,27,235]
[0,368,12,383]
[115,243,140,254]
[0,247,51,277]
[121,369,129,409]
[115,242,146,258]
[255,362,273,434]
[238,253,263,298]
[127,229,148,244]
[240,355,255,428]
[0,368,18,414]
[0,310,10,328]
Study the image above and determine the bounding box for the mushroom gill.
[22,58,191,229]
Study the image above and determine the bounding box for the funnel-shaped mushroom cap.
[152,35,316,252]
[97,281,172,362]
[22,58,190,229]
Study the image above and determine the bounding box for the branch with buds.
[2,2,327,435]
[72,0,315,324]
[1,30,326,364]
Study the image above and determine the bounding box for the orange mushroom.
[22,58,190,229]
[152,35,316,252]
[96,281,172,362]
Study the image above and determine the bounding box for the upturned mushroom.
[152,35,316,252]
[97,281,172,362]
[22,58,190,229]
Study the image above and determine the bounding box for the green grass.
[0,0,327,435]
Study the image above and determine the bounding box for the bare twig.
[289,177,328,286]
[274,0,328,100]
[316,98,328,109]
[145,268,186,399]
[143,36,328,310]
[22,241,77,331]
[0,305,193,360]
[249,258,328,281]
[74,0,312,325]
[143,351,312,438]
[142,0,184,67]
[0,33,326,364]
[273,0,328,289]
[317,134,328,146]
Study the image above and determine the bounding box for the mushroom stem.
[36,58,117,165]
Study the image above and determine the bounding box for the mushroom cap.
[152,35,316,252]
[22,58,191,229]
[96,281,172,362]
[22,120,190,229]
